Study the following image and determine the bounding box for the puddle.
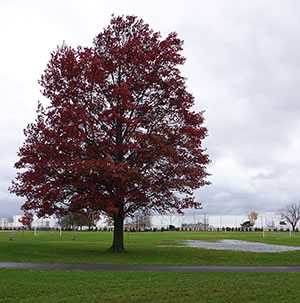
[160,240,300,253]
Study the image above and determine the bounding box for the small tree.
[278,203,300,232]
[59,210,99,239]
[59,212,79,240]
[131,209,152,230]
[248,211,258,226]
[19,212,34,230]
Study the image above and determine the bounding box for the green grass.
[0,269,299,303]
[1,231,300,302]
[0,231,299,266]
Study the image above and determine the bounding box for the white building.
[0,215,59,229]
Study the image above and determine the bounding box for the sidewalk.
[1,262,300,272]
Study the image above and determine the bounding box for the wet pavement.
[0,262,300,272]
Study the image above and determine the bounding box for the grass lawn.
[0,230,299,266]
[0,269,300,303]
[0,231,299,302]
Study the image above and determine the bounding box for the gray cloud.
[1,0,300,217]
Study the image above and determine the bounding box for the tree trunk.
[109,208,126,253]
[110,117,126,252]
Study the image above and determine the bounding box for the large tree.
[10,15,210,252]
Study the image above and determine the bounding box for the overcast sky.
[1,0,300,217]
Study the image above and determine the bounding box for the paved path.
[1,262,300,272]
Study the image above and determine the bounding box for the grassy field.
[0,230,299,266]
[0,269,299,303]
[0,231,300,302]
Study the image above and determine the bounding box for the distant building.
[0,215,59,229]
[0,212,299,230]
[0,218,8,228]
[181,222,209,231]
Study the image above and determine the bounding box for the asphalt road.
[1,262,300,272]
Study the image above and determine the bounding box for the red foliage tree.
[10,15,210,252]
[19,212,34,229]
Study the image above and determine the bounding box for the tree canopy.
[10,15,210,252]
